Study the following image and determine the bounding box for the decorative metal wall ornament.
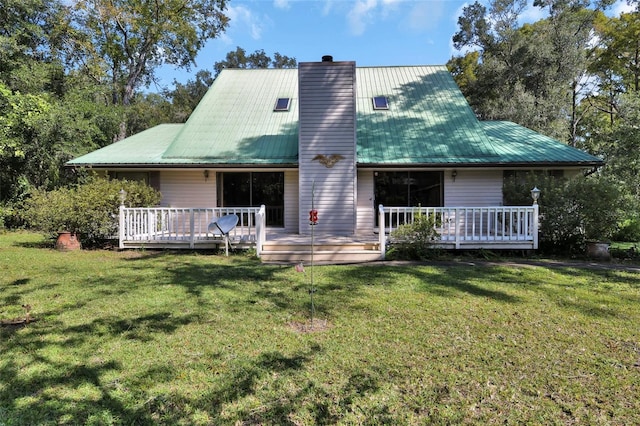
[312,154,344,168]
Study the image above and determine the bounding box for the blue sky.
[156,0,635,88]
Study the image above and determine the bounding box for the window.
[274,98,291,111]
[110,171,149,184]
[374,171,442,208]
[217,172,284,227]
[502,170,564,205]
[372,96,389,110]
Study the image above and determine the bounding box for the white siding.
[444,169,503,206]
[159,170,216,207]
[356,170,375,233]
[298,61,357,235]
[284,170,299,233]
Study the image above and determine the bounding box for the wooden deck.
[118,205,539,264]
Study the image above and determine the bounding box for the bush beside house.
[23,176,161,247]
[503,173,624,256]
[387,211,441,260]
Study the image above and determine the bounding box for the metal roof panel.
[67,66,602,169]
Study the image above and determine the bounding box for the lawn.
[1,232,639,425]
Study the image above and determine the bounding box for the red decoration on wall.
[309,209,318,225]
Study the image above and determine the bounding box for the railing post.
[455,208,461,249]
[533,204,539,249]
[189,209,195,249]
[119,206,125,249]
[256,205,266,257]
[147,209,154,242]
[379,205,386,260]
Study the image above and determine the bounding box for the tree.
[162,48,297,122]
[69,0,230,140]
[164,70,214,122]
[580,11,640,209]
[214,47,297,76]
[449,0,611,143]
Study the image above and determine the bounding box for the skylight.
[274,98,291,111]
[372,96,389,110]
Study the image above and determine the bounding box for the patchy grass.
[1,232,640,425]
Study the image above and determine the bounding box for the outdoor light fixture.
[531,186,541,204]
[203,170,209,181]
[451,170,457,182]
[119,189,127,206]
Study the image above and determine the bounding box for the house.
[67,56,602,262]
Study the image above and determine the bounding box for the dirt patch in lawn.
[288,319,331,333]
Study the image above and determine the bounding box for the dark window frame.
[217,171,285,227]
[372,96,389,110]
[274,97,291,111]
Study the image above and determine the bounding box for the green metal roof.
[67,124,183,166]
[67,65,602,168]
[162,68,299,164]
[356,66,500,165]
[480,121,602,166]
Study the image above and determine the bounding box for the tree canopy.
[0,0,231,204]
[449,0,640,238]
[213,46,297,77]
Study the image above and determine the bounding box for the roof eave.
[65,162,300,169]
[358,161,603,168]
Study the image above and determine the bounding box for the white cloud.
[407,1,445,32]
[452,2,469,24]
[611,0,635,16]
[226,4,265,40]
[380,0,402,17]
[519,2,547,24]
[322,0,336,16]
[347,0,378,36]
[274,0,290,10]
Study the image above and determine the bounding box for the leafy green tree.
[214,47,297,77]
[164,70,214,122]
[578,10,640,228]
[0,84,52,200]
[68,0,230,140]
[449,0,612,143]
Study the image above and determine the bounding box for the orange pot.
[56,232,81,251]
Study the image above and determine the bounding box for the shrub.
[23,176,161,247]
[387,210,441,260]
[503,173,624,256]
[0,204,17,230]
[612,217,640,242]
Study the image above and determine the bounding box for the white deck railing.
[378,205,539,257]
[119,206,263,250]
[119,204,539,256]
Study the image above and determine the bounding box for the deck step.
[260,242,382,264]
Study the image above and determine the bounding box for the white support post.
[147,209,154,242]
[379,207,385,258]
[119,206,125,249]
[533,204,539,249]
[189,209,195,249]
[256,205,266,257]
[455,208,461,249]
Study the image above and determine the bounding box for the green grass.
[1,232,640,425]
